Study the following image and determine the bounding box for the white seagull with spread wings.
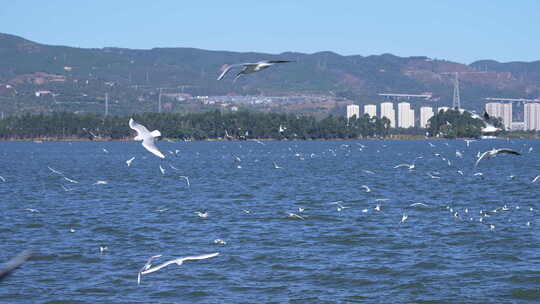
[138,252,219,284]
[217,60,293,82]
[475,148,521,167]
[129,118,165,159]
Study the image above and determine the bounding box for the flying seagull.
[475,148,521,167]
[138,252,219,284]
[217,60,293,82]
[129,118,165,159]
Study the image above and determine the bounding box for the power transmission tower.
[452,72,461,109]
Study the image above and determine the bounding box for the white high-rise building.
[380,102,395,128]
[524,103,540,130]
[364,104,377,118]
[420,106,434,128]
[397,102,414,128]
[346,104,360,120]
[485,102,512,130]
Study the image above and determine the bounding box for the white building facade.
[364,104,377,118]
[397,102,414,128]
[485,102,512,130]
[380,102,396,128]
[420,106,434,128]
[346,104,360,120]
[524,103,540,130]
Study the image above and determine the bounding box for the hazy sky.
[1,1,538,64]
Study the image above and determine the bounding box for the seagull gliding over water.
[129,118,165,159]
[138,253,219,284]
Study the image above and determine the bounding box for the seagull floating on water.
[129,118,165,159]
[217,60,293,82]
[126,157,135,167]
[196,211,208,218]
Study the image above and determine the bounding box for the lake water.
[0,139,539,303]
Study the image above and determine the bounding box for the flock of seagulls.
[4,111,537,289]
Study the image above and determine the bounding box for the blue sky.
[1,1,538,63]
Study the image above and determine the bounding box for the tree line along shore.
[0,109,532,141]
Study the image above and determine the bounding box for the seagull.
[213,239,227,245]
[126,157,135,167]
[427,172,440,179]
[394,163,415,170]
[47,166,64,175]
[279,125,286,133]
[464,139,475,147]
[287,212,305,220]
[217,60,293,81]
[532,175,540,183]
[456,151,463,158]
[102,148,109,154]
[63,176,79,184]
[196,211,208,218]
[137,254,162,285]
[60,185,72,192]
[361,185,371,192]
[159,165,166,175]
[129,118,165,159]
[138,252,219,284]
[374,204,381,211]
[329,201,348,212]
[400,213,408,224]
[100,246,108,254]
[178,176,190,188]
[475,148,521,167]
[273,162,282,169]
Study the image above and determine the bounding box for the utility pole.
[105,93,109,116]
[158,88,162,113]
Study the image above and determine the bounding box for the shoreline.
[0,135,527,142]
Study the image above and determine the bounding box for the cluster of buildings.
[347,101,540,131]
[346,103,448,129]
[485,102,540,131]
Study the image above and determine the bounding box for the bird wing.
[129,118,151,141]
[475,151,491,167]
[140,259,177,275]
[142,138,165,159]
[394,164,410,168]
[180,252,220,263]
[265,60,293,64]
[217,64,244,80]
[496,149,521,156]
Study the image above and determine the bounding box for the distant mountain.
[0,32,539,115]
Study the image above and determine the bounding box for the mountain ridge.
[0,32,539,116]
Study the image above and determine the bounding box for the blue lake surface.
[0,139,539,303]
